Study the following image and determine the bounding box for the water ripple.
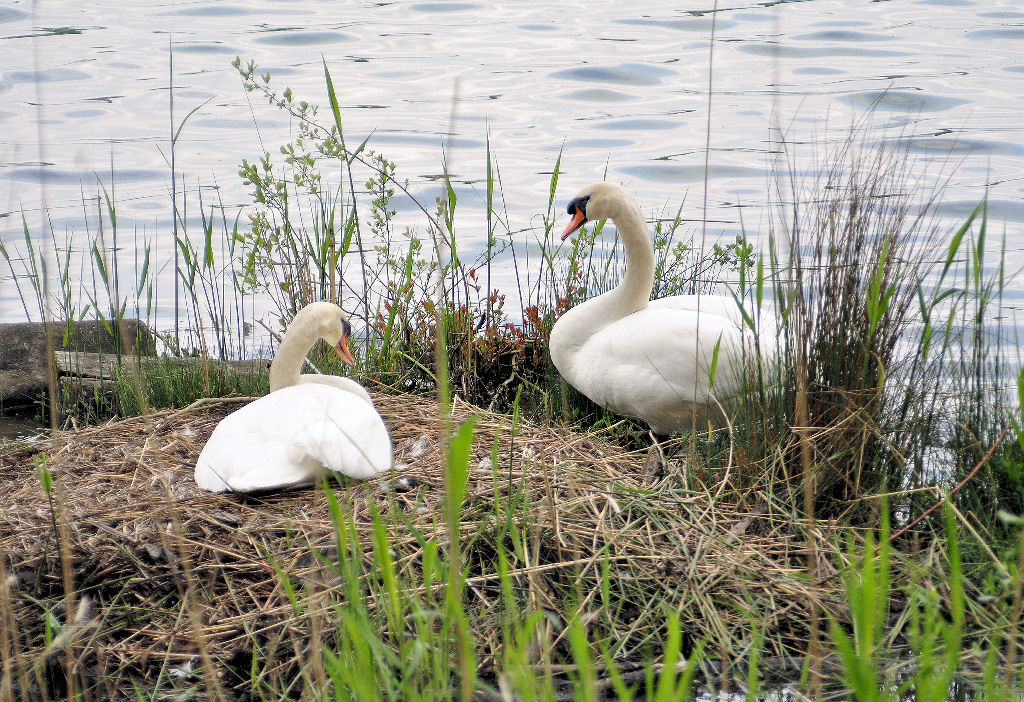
[596,119,680,132]
[561,88,634,103]
[0,7,28,23]
[840,90,968,112]
[173,42,237,54]
[2,167,165,185]
[7,67,92,84]
[933,199,1024,224]
[370,133,483,150]
[410,3,481,12]
[966,28,1024,40]
[564,138,634,149]
[898,137,1024,157]
[793,67,845,75]
[163,5,259,16]
[615,17,738,33]
[255,30,354,46]
[64,108,108,119]
[793,30,893,42]
[740,43,907,58]
[549,63,675,86]
[623,164,764,184]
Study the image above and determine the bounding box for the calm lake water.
[2,0,1024,340]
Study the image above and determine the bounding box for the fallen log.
[0,319,155,408]
[54,351,266,382]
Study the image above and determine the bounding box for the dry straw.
[0,390,847,696]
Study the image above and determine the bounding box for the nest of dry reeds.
[0,390,845,698]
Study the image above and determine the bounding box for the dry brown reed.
[1,390,854,697]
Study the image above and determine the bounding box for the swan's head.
[561,182,633,240]
[293,301,356,366]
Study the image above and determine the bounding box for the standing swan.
[195,302,392,493]
[549,183,769,434]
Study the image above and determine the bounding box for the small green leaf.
[708,334,723,389]
[445,417,478,523]
[942,200,982,280]
[35,455,53,494]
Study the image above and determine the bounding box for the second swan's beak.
[333,335,356,366]
[561,207,587,241]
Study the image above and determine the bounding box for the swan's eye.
[341,318,352,339]
[566,195,590,217]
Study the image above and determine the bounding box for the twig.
[947,499,1010,578]
[890,421,1013,541]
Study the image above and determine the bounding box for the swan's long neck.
[269,317,318,392]
[549,196,655,365]
[609,201,655,314]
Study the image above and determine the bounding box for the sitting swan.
[194,302,392,492]
[549,182,772,435]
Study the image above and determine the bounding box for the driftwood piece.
[0,319,155,407]
[53,351,268,405]
[54,351,267,382]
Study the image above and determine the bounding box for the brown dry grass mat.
[0,391,839,696]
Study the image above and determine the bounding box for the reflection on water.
[0,416,47,443]
[1,0,1023,335]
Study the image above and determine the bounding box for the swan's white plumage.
[194,384,392,492]
[557,305,746,434]
[194,301,392,493]
[549,182,773,434]
[290,373,374,406]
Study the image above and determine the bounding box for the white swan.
[195,302,392,493]
[549,182,772,435]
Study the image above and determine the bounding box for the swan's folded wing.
[573,307,747,431]
[296,373,375,406]
[194,393,313,492]
[290,388,393,480]
[647,294,741,322]
[648,294,777,337]
[194,399,273,492]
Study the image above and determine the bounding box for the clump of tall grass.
[1,173,263,426]
[936,203,1023,547]
[760,125,951,517]
[714,122,1018,535]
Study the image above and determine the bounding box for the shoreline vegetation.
[1,60,1023,700]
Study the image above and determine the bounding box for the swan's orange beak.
[333,334,356,366]
[561,207,587,241]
